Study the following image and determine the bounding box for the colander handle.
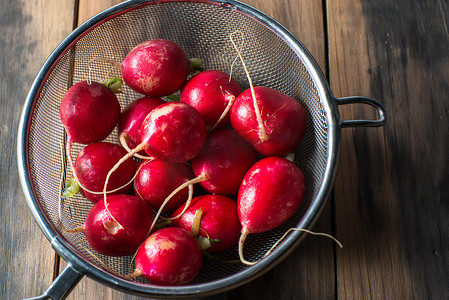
[335,96,386,127]
[23,264,83,300]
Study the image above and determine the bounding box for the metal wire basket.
[17,0,385,299]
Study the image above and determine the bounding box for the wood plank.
[61,0,332,299]
[241,0,327,73]
[77,0,124,25]
[327,0,449,298]
[0,0,76,299]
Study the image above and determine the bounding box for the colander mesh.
[26,1,328,285]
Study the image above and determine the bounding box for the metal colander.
[17,0,385,299]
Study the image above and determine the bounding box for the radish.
[125,227,202,285]
[102,101,206,225]
[149,129,258,223]
[228,31,307,156]
[103,101,207,196]
[134,159,194,213]
[145,129,258,232]
[121,39,190,97]
[230,86,307,156]
[117,96,165,157]
[237,156,305,265]
[139,101,207,163]
[180,70,241,131]
[73,142,138,202]
[171,194,241,252]
[65,194,153,257]
[60,79,121,145]
[190,128,259,196]
[59,79,122,178]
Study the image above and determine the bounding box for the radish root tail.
[103,142,145,229]
[209,93,236,132]
[263,228,343,259]
[238,227,343,266]
[123,269,142,280]
[63,136,140,199]
[62,226,84,234]
[238,227,258,266]
[81,245,124,278]
[229,30,269,142]
[148,174,207,234]
[119,132,154,160]
[65,139,79,190]
[88,57,122,73]
[58,143,78,232]
[159,183,194,222]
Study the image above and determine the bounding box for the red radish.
[121,39,190,97]
[102,102,206,222]
[60,80,121,145]
[139,101,207,163]
[171,194,241,252]
[125,227,202,285]
[151,128,259,222]
[228,31,307,157]
[230,86,307,156]
[74,142,138,202]
[59,79,122,176]
[180,70,241,131]
[191,129,259,196]
[118,96,165,156]
[134,159,194,213]
[65,194,153,257]
[237,156,305,265]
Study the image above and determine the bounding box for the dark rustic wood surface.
[1,0,448,299]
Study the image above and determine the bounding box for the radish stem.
[189,57,203,75]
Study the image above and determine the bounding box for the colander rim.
[17,0,341,297]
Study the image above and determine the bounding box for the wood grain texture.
[327,0,449,299]
[242,0,327,73]
[77,0,124,25]
[0,0,75,299]
[7,0,449,299]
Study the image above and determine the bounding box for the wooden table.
[2,0,448,299]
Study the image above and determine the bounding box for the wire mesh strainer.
[17,0,385,299]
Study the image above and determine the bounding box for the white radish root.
[102,142,146,228]
[147,174,207,234]
[229,31,269,142]
[208,93,236,132]
[238,227,343,266]
[119,132,154,160]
